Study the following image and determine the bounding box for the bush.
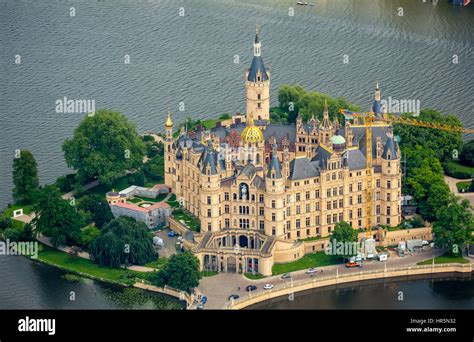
[0,217,12,230]
[444,162,473,179]
[79,226,100,248]
[128,171,145,186]
[55,174,76,193]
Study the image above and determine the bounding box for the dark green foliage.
[3,223,35,242]
[406,159,450,222]
[89,217,156,268]
[128,171,145,187]
[0,217,12,230]
[79,225,101,248]
[32,185,83,247]
[394,109,463,165]
[55,174,76,193]
[143,156,164,181]
[12,150,39,204]
[77,194,114,229]
[460,140,474,167]
[432,196,474,256]
[276,84,359,124]
[148,251,201,292]
[62,109,145,187]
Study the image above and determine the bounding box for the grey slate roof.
[267,147,282,178]
[252,175,265,189]
[247,56,269,82]
[200,142,218,175]
[289,157,321,180]
[240,163,256,179]
[382,136,398,159]
[342,149,367,171]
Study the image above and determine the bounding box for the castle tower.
[372,82,383,119]
[240,112,265,168]
[319,100,333,145]
[164,111,174,189]
[245,25,270,121]
[264,145,285,238]
[380,135,401,227]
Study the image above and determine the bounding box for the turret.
[245,25,270,121]
[264,145,285,238]
[164,111,174,189]
[380,135,401,227]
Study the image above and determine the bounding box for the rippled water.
[1,0,473,209]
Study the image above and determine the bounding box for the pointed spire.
[165,110,173,128]
[321,100,332,130]
[253,24,262,56]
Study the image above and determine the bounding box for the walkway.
[62,179,99,200]
[198,248,448,309]
[444,175,474,206]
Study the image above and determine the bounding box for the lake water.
[1,0,473,209]
[249,273,474,309]
[0,255,184,309]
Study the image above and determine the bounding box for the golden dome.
[165,111,173,127]
[241,114,264,144]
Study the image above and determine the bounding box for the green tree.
[277,84,359,124]
[89,217,156,268]
[62,109,145,187]
[432,196,474,256]
[12,150,39,204]
[330,221,358,258]
[460,140,474,166]
[394,109,463,165]
[406,158,450,222]
[79,225,101,248]
[148,251,201,292]
[77,194,114,229]
[32,185,83,247]
[3,223,35,242]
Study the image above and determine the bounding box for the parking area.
[152,228,180,258]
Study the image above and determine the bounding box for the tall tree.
[12,150,39,204]
[32,185,83,247]
[460,140,474,166]
[329,221,359,258]
[77,194,114,229]
[148,251,201,292]
[432,196,474,256]
[62,109,145,187]
[89,217,156,268]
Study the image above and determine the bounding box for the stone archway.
[227,256,237,273]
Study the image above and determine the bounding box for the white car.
[263,284,274,290]
[306,268,317,274]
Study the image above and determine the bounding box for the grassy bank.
[272,252,341,275]
[417,253,469,265]
[35,245,141,285]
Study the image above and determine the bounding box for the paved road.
[444,175,474,206]
[198,248,447,309]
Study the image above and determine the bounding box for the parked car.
[228,294,239,301]
[201,296,208,304]
[263,284,274,290]
[245,285,257,292]
[167,231,176,237]
[345,261,362,268]
[177,236,184,242]
[281,273,291,280]
[377,253,388,261]
[306,268,317,274]
[197,304,204,310]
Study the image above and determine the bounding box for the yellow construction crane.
[339,108,474,240]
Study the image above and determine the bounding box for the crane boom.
[339,108,473,239]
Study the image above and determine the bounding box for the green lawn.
[172,210,200,232]
[244,273,265,280]
[36,245,142,284]
[1,204,34,218]
[127,197,143,203]
[136,194,168,203]
[166,201,180,208]
[456,181,472,193]
[447,161,474,177]
[201,270,218,277]
[272,252,342,275]
[300,235,326,242]
[143,257,168,270]
[417,253,469,265]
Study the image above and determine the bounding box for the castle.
[164,29,402,276]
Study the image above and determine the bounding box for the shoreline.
[227,263,473,309]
